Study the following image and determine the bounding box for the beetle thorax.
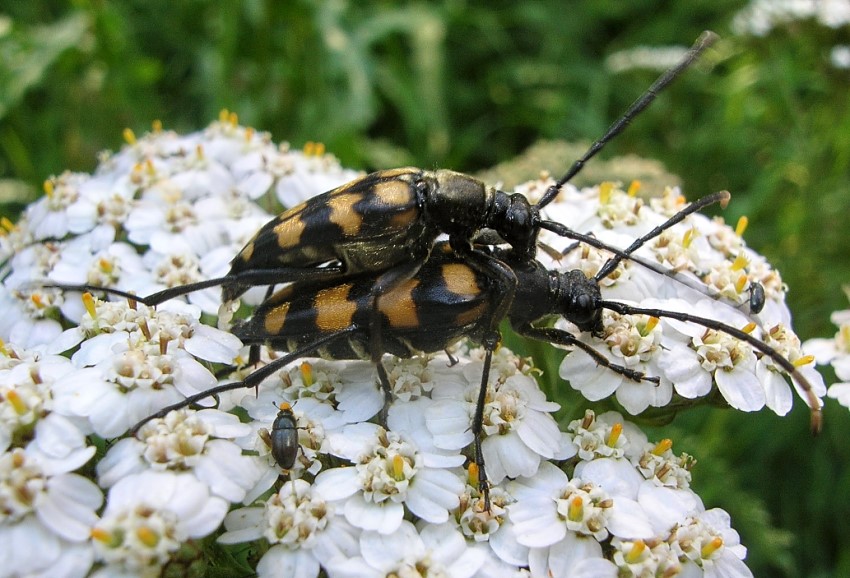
[423,169,489,235]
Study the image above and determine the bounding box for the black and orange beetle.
[127,237,823,507]
[51,32,720,370]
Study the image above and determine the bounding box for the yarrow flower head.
[97,408,264,504]
[534,178,826,420]
[732,0,850,36]
[805,286,850,409]
[0,445,101,576]
[0,113,828,576]
[90,471,228,576]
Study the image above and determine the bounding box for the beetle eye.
[575,293,594,322]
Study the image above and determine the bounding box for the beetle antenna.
[600,299,823,435]
[129,326,356,435]
[592,190,730,281]
[537,31,718,209]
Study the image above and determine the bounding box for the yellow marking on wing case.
[273,216,307,249]
[455,302,487,327]
[378,278,420,328]
[374,179,414,207]
[315,284,357,331]
[389,207,418,229]
[239,240,255,262]
[328,193,364,237]
[442,263,480,296]
[378,167,418,179]
[330,173,369,194]
[264,302,291,334]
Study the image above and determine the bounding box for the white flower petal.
[425,399,474,450]
[96,438,145,488]
[488,520,529,566]
[715,367,765,411]
[420,522,485,578]
[757,361,793,416]
[28,415,96,474]
[657,345,711,398]
[606,496,654,539]
[314,467,361,501]
[219,507,265,544]
[828,382,850,408]
[637,482,701,535]
[482,432,539,482]
[516,410,563,459]
[256,545,320,578]
[528,532,607,578]
[359,520,422,570]
[561,351,622,400]
[184,325,242,363]
[343,493,404,534]
[575,458,642,500]
[405,468,462,523]
[0,517,63,575]
[38,474,102,541]
[509,496,567,547]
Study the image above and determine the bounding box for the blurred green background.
[1,1,848,575]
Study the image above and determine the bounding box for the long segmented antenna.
[538,191,769,316]
[536,31,719,209]
[600,300,823,434]
[592,190,730,281]
[128,326,357,436]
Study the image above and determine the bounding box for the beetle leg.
[517,324,659,384]
[445,350,459,367]
[129,326,358,436]
[367,260,425,422]
[41,263,346,308]
[451,243,518,512]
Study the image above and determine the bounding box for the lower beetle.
[127,229,823,507]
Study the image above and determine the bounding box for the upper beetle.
[222,33,718,304]
[76,32,717,315]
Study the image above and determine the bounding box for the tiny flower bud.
[568,496,584,522]
[82,292,97,320]
[300,361,314,386]
[136,526,160,548]
[736,215,749,237]
[652,439,673,455]
[701,536,724,559]
[625,539,646,564]
[607,423,623,447]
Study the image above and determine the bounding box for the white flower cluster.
[804,286,850,409]
[605,45,692,73]
[0,114,821,576]
[528,179,825,418]
[732,0,850,37]
[831,45,850,69]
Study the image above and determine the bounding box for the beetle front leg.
[366,260,425,423]
[517,324,659,384]
[469,330,502,512]
[449,242,518,512]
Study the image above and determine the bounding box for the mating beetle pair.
[48,31,822,508]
